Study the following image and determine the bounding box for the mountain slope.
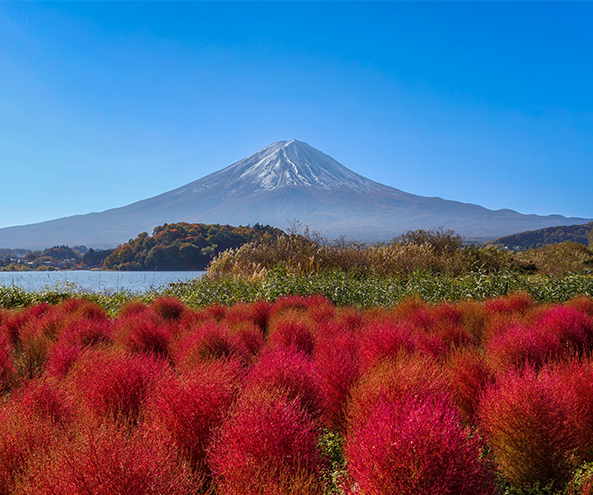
[0,139,591,249]
[491,222,593,250]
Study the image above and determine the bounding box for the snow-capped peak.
[187,139,382,194]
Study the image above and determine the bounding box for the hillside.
[491,222,593,250]
[103,222,283,271]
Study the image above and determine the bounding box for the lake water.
[0,270,205,293]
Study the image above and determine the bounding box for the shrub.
[357,320,415,372]
[171,321,248,370]
[484,292,535,318]
[0,402,60,494]
[344,394,496,495]
[245,347,322,421]
[58,298,107,321]
[313,323,360,432]
[210,387,324,495]
[0,331,14,392]
[224,300,272,332]
[58,318,113,348]
[446,348,494,424]
[18,424,199,495]
[45,341,84,378]
[67,349,167,426]
[16,376,74,427]
[150,296,186,321]
[484,322,560,373]
[144,360,241,479]
[113,312,172,358]
[268,315,315,357]
[535,305,593,354]
[554,360,593,464]
[479,366,580,488]
[347,354,450,431]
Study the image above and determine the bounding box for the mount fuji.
[0,139,590,249]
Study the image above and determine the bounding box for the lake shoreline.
[0,270,206,293]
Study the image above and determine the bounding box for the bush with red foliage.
[171,321,249,370]
[565,296,593,318]
[446,348,495,424]
[553,360,593,464]
[19,424,199,495]
[429,302,474,350]
[347,353,451,431]
[210,387,324,495]
[479,366,581,488]
[0,401,60,494]
[484,292,535,318]
[484,322,561,373]
[150,296,186,321]
[118,299,150,318]
[534,305,593,354]
[344,394,497,495]
[227,320,266,364]
[313,322,359,431]
[57,318,113,348]
[357,320,447,373]
[245,347,322,421]
[144,360,242,479]
[114,312,173,358]
[268,315,315,356]
[16,376,74,427]
[58,298,108,322]
[45,341,84,379]
[357,321,416,372]
[67,349,167,425]
[0,331,14,392]
[224,300,272,332]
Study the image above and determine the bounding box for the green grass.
[2,271,593,312]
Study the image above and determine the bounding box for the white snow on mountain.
[177,139,384,195]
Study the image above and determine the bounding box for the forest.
[103,222,284,271]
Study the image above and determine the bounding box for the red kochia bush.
[171,321,248,370]
[485,322,560,373]
[268,316,315,356]
[46,341,85,378]
[0,331,14,391]
[67,349,167,425]
[210,387,324,495]
[553,360,593,464]
[484,292,535,318]
[446,348,494,424]
[0,402,60,494]
[19,425,199,495]
[224,300,272,332]
[344,394,496,495]
[145,360,242,478]
[347,353,451,430]
[357,321,416,372]
[313,322,359,431]
[150,296,186,321]
[479,366,580,488]
[58,299,108,321]
[16,376,74,427]
[58,318,113,348]
[535,305,593,354]
[245,347,322,421]
[113,312,173,358]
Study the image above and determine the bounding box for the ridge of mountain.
[490,222,593,250]
[0,139,591,249]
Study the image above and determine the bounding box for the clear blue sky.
[1,1,592,230]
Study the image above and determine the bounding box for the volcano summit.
[0,139,590,249]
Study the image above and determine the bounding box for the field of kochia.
[2,293,593,494]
